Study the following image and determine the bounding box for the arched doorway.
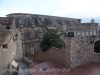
[30,45,35,55]
[24,43,35,58]
[94,40,100,53]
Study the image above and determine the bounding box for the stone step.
[23,57,40,66]
[23,57,33,66]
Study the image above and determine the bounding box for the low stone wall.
[33,47,66,65]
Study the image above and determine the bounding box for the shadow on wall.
[32,47,66,65]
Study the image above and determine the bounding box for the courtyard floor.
[18,62,32,75]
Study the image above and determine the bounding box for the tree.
[40,29,67,52]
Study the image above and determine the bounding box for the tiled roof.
[31,61,100,75]
[31,61,67,75]
[0,17,13,25]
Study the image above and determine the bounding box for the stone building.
[3,13,99,60]
[81,18,98,30]
[0,17,18,75]
[0,13,99,73]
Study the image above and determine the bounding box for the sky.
[0,0,100,23]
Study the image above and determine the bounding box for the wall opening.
[34,17,38,25]
[3,44,8,49]
[6,26,11,29]
[31,46,35,55]
[94,40,100,53]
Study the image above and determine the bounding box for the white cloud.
[53,0,100,18]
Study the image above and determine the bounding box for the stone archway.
[94,40,100,53]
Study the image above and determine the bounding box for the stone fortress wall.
[66,35,100,69]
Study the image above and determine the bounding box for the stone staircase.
[23,57,40,66]
[23,57,32,65]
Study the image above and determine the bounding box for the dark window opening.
[6,26,11,29]
[99,30,100,33]
[26,32,30,38]
[26,33,29,37]
[34,17,38,25]
[94,40,100,53]
[3,44,8,49]
[15,18,19,26]
[44,18,48,25]
[21,17,25,25]
[68,32,74,37]
[25,29,31,38]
